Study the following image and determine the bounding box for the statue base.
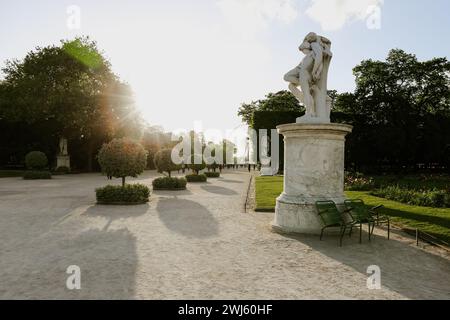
[272,123,352,234]
[56,155,71,169]
[260,166,278,176]
[296,114,330,124]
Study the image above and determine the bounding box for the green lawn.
[255,176,450,244]
[255,176,284,212]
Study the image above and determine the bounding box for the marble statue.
[59,137,68,156]
[273,32,354,235]
[56,137,71,169]
[284,32,333,123]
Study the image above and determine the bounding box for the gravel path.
[0,170,449,299]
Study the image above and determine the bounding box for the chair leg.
[387,220,390,240]
[368,222,371,241]
[320,228,324,241]
[349,226,353,238]
[359,223,362,244]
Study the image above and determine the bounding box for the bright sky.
[1,0,449,136]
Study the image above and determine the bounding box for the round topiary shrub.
[152,176,187,190]
[23,171,52,180]
[205,172,220,178]
[96,184,150,204]
[154,149,181,177]
[185,174,207,182]
[97,138,148,186]
[25,151,48,170]
[188,154,206,175]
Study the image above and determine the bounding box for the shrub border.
[205,172,220,178]
[96,200,149,205]
[152,187,187,191]
[185,174,208,183]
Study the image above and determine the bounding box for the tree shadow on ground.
[218,179,244,184]
[200,185,238,196]
[156,198,219,239]
[152,189,193,196]
[280,231,450,299]
[84,204,149,231]
[0,228,138,299]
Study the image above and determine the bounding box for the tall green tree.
[237,90,302,125]
[335,49,450,172]
[0,37,143,170]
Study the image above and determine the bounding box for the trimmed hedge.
[25,151,48,170]
[371,185,450,208]
[152,176,187,190]
[0,170,25,178]
[205,172,220,178]
[23,171,52,180]
[95,184,150,204]
[185,174,207,182]
[55,166,70,174]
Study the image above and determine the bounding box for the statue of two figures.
[284,32,333,123]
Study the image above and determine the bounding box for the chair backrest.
[315,200,343,227]
[344,199,372,221]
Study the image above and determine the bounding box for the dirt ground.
[0,170,449,299]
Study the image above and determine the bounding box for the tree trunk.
[122,176,125,187]
[168,171,171,177]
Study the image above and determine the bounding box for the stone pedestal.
[273,123,352,234]
[260,166,277,176]
[56,155,71,169]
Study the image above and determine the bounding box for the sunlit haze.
[1,0,449,135]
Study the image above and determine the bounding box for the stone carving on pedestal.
[59,137,68,156]
[56,137,71,169]
[273,33,353,235]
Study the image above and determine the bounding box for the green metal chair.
[315,200,356,246]
[344,199,375,243]
[344,199,390,240]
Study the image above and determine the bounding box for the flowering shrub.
[371,186,450,208]
[344,172,375,191]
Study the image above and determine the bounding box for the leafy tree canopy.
[97,138,148,186]
[154,148,181,177]
[335,49,450,121]
[334,49,450,171]
[237,90,302,125]
[0,36,142,141]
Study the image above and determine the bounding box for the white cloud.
[305,0,384,31]
[216,0,298,37]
